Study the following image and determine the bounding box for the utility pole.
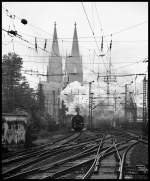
[90,93,94,129]
[89,81,94,129]
[53,90,56,122]
[143,76,147,131]
[142,59,148,134]
[114,90,117,112]
[125,84,128,123]
[113,90,121,127]
[124,81,133,124]
[113,93,117,127]
[103,35,116,105]
[58,88,60,126]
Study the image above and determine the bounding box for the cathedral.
[40,22,83,124]
[65,22,83,84]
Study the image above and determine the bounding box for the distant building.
[65,22,83,84]
[40,22,63,124]
[2,112,28,147]
[40,22,83,124]
[47,22,62,83]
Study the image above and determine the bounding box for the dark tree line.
[2,52,46,135]
[2,53,39,113]
[2,52,68,133]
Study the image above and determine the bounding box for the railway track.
[2,131,104,179]
[2,129,148,179]
[2,132,80,164]
[2,132,82,177]
[47,136,137,179]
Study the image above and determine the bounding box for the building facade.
[40,22,83,124]
[2,112,28,147]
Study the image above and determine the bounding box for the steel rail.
[82,135,105,179]
[3,134,104,175]
[119,140,139,179]
[82,136,124,179]
[3,143,100,180]
[4,139,132,179]
[3,131,106,179]
[3,130,139,180]
[2,132,81,164]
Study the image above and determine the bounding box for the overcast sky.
[2,2,148,91]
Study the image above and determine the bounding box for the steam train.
[72,114,84,131]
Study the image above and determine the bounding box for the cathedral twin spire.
[71,22,80,57]
[48,22,82,84]
[51,21,80,57]
[51,22,60,57]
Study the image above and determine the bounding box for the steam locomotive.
[72,114,84,131]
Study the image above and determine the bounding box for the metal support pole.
[147,77,148,129]
[114,97,117,112]
[125,84,128,123]
[89,81,94,129]
[89,82,91,129]
[143,76,147,129]
[58,88,60,126]
[53,90,55,122]
[90,93,94,129]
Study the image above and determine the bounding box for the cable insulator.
[110,34,112,50]
[21,19,28,25]
[8,30,17,36]
[97,73,99,82]
[101,36,103,52]
[35,37,38,52]
[110,40,112,50]
[44,39,47,50]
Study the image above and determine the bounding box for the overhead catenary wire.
[2,6,53,37]
[104,20,148,37]
[2,7,59,57]
[94,2,110,53]
[2,28,58,56]
[81,1,108,72]
[2,6,147,47]
[2,6,147,109]
[2,7,147,73]
[19,69,147,77]
[3,39,148,43]
[2,27,61,57]
[3,52,146,61]
[2,28,51,54]
[3,6,147,40]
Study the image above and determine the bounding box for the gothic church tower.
[47,22,62,83]
[66,22,83,84]
[41,22,62,124]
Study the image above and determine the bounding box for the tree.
[2,52,38,113]
[2,52,60,135]
[3,53,23,112]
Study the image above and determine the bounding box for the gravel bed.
[130,142,148,166]
[129,142,148,179]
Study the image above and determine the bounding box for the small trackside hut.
[2,112,29,150]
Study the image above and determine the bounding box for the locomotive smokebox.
[72,114,84,131]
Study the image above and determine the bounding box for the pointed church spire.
[71,22,80,56]
[51,22,60,56]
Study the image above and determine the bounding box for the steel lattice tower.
[143,76,147,126]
